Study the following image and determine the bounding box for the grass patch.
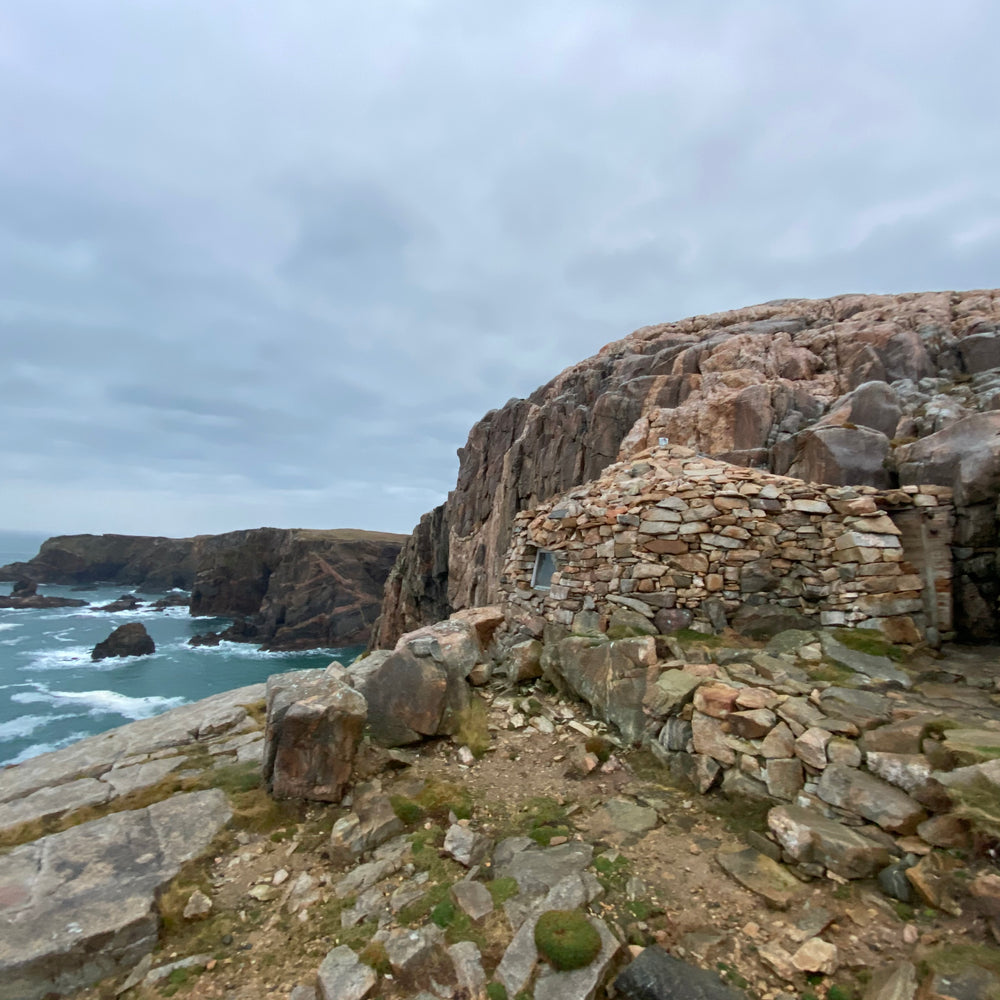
[237,699,267,727]
[390,795,427,826]
[805,661,857,685]
[454,696,492,758]
[358,940,391,975]
[488,877,520,906]
[410,778,473,824]
[827,627,905,662]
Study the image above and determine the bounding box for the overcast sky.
[2,1,999,539]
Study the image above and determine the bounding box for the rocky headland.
[0,528,407,649]
[374,290,1000,646]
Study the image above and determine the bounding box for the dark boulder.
[91,623,155,660]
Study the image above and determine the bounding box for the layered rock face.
[191,528,406,649]
[374,290,1000,644]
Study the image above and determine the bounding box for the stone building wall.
[500,445,954,645]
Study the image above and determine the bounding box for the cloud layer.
[3,1,999,536]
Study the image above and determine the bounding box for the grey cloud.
[2,0,999,536]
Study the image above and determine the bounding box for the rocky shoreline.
[0,528,407,650]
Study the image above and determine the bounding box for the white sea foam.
[184,639,344,660]
[10,683,186,719]
[0,713,75,742]
[1,732,90,767]
[24,646,159,672]
[0,623,21,631]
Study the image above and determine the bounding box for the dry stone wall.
[501,445,953,646]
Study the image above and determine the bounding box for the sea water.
[0,531,362,766]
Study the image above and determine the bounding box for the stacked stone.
[501,445,953,645]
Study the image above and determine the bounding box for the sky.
[2,1,999,540]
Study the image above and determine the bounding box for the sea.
[0,530,362,767]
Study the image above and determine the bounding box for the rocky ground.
[5,639,1000,1000]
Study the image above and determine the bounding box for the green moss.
[390,795,426,826]
[827,985,854,1000]
[534,909,602,971]
[431,899,457,928]
[413,778,473,823]
[486,984,508,1000]
[488,877,520,906]
[827,627,905,662]
[584,736,613,763]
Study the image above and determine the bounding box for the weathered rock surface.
[263,668,366,801]
[373,291,1000,645]
[0,684,264,809]
[768,805,891,879]
[346,617,488,746]
[0,789,231,1000]
[91,621,156,660]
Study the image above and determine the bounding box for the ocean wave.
[0,713,75,742]
[0,623,22,631]
[10,683,186,719]
[184,639,348,660]
[24,646,159,672]
[1,732,91,767]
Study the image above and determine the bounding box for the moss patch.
[534,909,602,971]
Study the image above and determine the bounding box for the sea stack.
[91,622,156,661]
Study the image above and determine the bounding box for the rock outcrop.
[0,579,87,609]
[91,622,156,660]
[373,290,1000,644]
[263,667,367,800]
[0,528,406,649]
[190,528,407,649]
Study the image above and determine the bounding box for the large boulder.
[263,667,366,801]
[91,622,155,661]
[348,619,486,746]
[546,635,657,743]
[896,411,1000,505]
[787,426,891,488]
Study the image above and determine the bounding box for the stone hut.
[501,445,954,645]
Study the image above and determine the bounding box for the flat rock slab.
[716,847,808,910]
[0,684,264,806]
[615,945,748,1000]
[0,788,231,1000]
[0,776,111,835]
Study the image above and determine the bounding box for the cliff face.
[373,289,1000,645]
[192,529,406,649]
[0,534,199,590]
[2,528,407,650]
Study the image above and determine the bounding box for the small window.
[531,549,557,590]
